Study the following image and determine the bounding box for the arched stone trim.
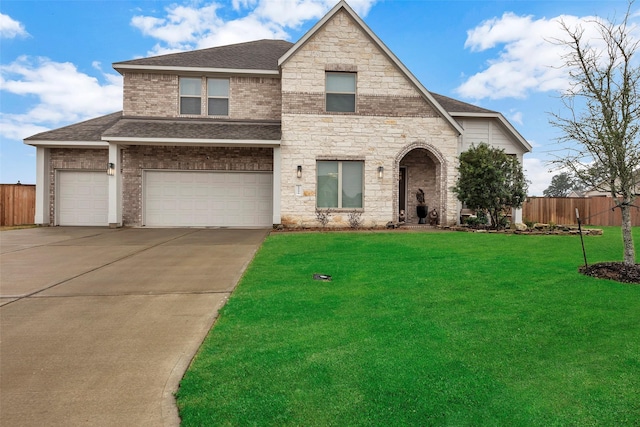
[393,141,449,225]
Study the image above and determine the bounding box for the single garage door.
[144,171,273,227]
[57,171,108,226]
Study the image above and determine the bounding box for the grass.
[177,227,640,426]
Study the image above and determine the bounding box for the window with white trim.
[326,72,356,113]
[317,161,363,208]
[207,78,229,116]
[179,77,202,115]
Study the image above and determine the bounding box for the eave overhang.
[113,64,280,77]
[100,136,280,148]
[24,140,108,149]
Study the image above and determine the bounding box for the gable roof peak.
[278,0,464,135]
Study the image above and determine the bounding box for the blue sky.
[1,0,637,195]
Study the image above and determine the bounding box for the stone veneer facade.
[279,9,459,227]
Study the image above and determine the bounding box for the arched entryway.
[395,143,447,225]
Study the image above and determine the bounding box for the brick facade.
[230,77,282,120]
[123,73,178,117]
[123,73,281,120]
[48,148,109,225]
[47,146,273,226]
[121,146,273,226]
[282,92,437,117]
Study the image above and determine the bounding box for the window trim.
[316,160,364,209]
[207,77,230,116]
[179,77,202,115]
[325,72,356,113]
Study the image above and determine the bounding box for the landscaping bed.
[581,262,640,284]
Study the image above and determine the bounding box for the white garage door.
[144,171,273,227]
[57,171,108,226]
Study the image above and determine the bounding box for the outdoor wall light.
[377,166,384,179]
[107,162,115,176]
[297,165,302,178]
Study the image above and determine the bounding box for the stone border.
[444,225,603,236]
[273,223,604,235]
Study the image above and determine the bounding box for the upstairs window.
[326,72,356,113]
[179,77,202,115]
[207,78,229,116]
[317,161,363,208]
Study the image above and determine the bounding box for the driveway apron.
[0,227,268,426]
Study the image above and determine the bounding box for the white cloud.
[255,0,330,28]
[524,157,555,196]
[0,13,29,39]
[0,56,122,140]
[131,0,378,55]
[131,3,222,47]
[508,110,523,125]
[455,12,610,100]
[195,15,289,50]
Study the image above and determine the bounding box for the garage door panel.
[211,187,228,197]
[144,171,272,227]
[58,171,108,226]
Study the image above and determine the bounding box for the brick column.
[107,143,122,227]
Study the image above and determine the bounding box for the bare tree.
[550,2,640,265]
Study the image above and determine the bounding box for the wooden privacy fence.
[522,197,640,226]
[0,184,35,226]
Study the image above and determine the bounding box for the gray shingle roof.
[102,117,281,141]
[24,112,122,142]
[114,40,294,71]
[23,93,490,145]
[430,92,496,114]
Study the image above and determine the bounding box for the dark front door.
[399,167,407,218]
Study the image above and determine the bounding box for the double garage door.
[144,171,273,227]
[56,170,272,227]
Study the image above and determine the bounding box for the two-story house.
[24,1,531,228]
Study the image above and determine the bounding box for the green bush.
[464,210,488,227]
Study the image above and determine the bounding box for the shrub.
[464,211,488,227]
[347,210,364,229]
[315,208,332,228]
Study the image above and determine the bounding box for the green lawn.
[177,227,640,426]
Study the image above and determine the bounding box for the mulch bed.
[580,262,640,284]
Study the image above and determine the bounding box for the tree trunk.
[489,209,498,229]
[621,203,635,266]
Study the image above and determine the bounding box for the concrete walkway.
[0,227,268,426]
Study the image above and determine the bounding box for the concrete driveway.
[0,227,268,427]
